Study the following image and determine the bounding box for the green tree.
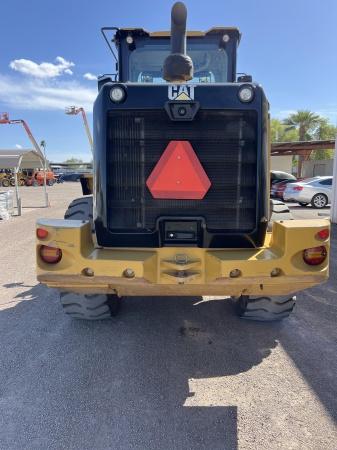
[270,118,298,142]
[282,111,330,174]
[283,110,322,141]
[63,157,84,169]
[310,118,336,160]
[314,118,337,140]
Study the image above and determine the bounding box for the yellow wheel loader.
[36,2,329,321]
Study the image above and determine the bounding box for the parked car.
[58,172,82,182]
[272,178,305,200]
[271,170,296,184]
[283,176,332,208]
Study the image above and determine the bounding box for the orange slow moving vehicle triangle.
[146,140,211,199]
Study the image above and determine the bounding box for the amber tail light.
[39,245,62,264]
[303,246,327,266]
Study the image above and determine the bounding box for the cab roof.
[116,27,241,44]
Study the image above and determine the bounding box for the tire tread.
[64,196,94,231]
[60,292,120,320]
[236,295,296,321]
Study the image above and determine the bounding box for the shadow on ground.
[1,275,336,449]
[0,283,280,450]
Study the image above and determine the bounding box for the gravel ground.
[0,184,336,450]
[287,202,331,220]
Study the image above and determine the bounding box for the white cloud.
[83,72,97,81]
[9,56,75,78]
[15,144,23,149]
[0,74,96,111]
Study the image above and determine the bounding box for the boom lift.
[0,112,49,209]
[65,106,93,153]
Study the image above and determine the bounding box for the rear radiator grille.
[106,110,257,231]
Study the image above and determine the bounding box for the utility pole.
[40,140,49,207]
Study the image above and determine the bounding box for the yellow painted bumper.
[36,218,329,297]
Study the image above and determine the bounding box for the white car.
[283,176,332,208]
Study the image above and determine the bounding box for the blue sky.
[0,0,336,162]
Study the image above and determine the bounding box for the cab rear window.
[129,40,228,83]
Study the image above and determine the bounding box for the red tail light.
[303,246,327,266]
[316,229,329,240]
[294,186,303,191]
[36,228,49,239]
[39,245,62,264]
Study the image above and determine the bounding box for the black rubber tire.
[1,179,10,187]
[47,179,54,186]
[311,193,328,209]
[60,292,121,320]
[299,202,308,207]
[9,178,15,186]
[235,295,296,321]
[62,196,121,320]
[64,196,94,231]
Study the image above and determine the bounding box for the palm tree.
[283,111,322,176]
[282,110,322,141]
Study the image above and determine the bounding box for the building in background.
[270,155,293,174]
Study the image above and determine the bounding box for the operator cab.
[101,27,241,84]
[94,5,266,249]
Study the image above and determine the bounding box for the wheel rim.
[314,194,326,207]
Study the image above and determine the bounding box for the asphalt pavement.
[0,184,336,450]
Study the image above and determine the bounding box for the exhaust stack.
[163,2,193,82]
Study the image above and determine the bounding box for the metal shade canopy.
[0,149,45,169]
[0,149,48,216]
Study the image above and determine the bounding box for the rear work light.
[303,246,327,266]
[294,186,304,191]
[316,228,330,240]
[36,228,49,239]
[39,245,62,264]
